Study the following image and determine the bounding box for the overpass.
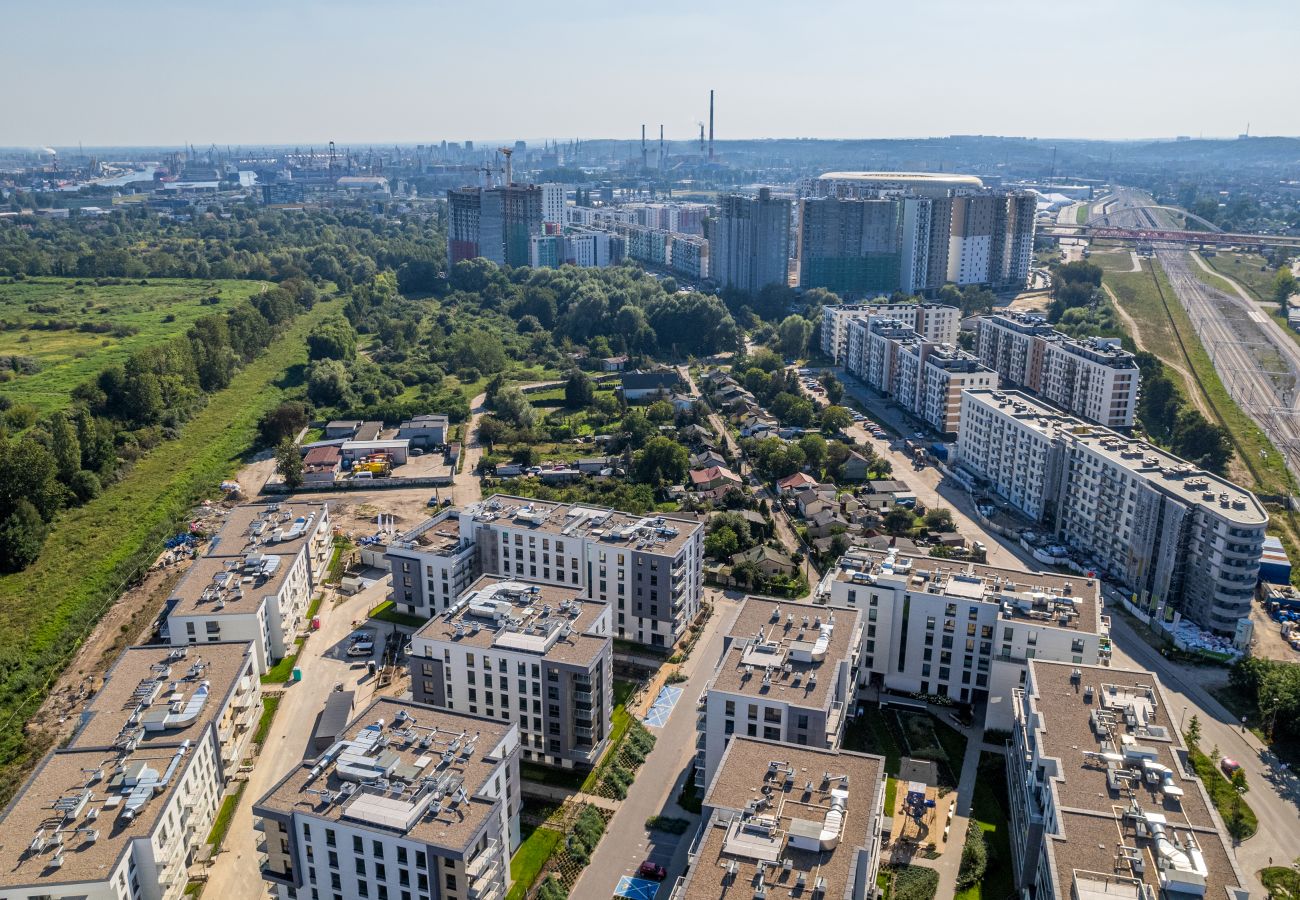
[1043,224,1300,249]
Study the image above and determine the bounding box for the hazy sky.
[5,0,1297,147]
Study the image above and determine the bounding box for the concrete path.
[571,595,743,899]
[521,781,621,813]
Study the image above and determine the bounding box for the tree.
[0,499,47,573]
[476,415,509,451]
[778,315,813,359]
[46,411,82,484]
[1185,714,1202,750]
[1274,267,1298,302]
[704,526,740,560]
[819,373,844,403]
[798,433,828,473]
[258,401,310,447]
[647,399,676,423]
[820,405,852,433]
[884,506,916,536]
[275,438,304,489]
[492,386,537,429]
[633,436,688,487]
[923,507,955,531]
[307,359,351,407]
[564,370,594,408]
[957,819,989,890]
[306,317,357,361]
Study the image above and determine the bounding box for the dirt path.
[1105,282,1213,419]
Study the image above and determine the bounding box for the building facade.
[821,301,960,365]
[713,189,791,295]
[255,698,520,900]
[695,596,861,789]
[446,184,542,267]
[1008,661,1248,900]
[976,313,1140,428]
[408,577,613,769]
[957,390,1267,634]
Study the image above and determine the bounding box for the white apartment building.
[957,390,1267,635]
[539,182,566,225]
[390,496,704,649]
[1008,662,1249,900]
[255,698,520,900]
[821,548,1108,730]
[847,318,996,436]
[408,577,614,769]
[0,643,260,900]
[821,301,960,365]
[208,501,333,586]
[695,596,861,790]
[976,313,1140,428]
[671,738,887,900]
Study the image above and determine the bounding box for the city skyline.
[5,0,1298,146]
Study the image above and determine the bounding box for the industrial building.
[712,189,792,295]
[976,312,1140,428]
[670,738,887,900]
[695,596,861,790]
[408,576,613,769]
[0,643,259,900]
[388,496,705,649]
[1008,661,1248,900]
[957,390,1267,635]
[821,548,1108,729]
[254,698,520,900]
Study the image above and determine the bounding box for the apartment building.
[976,313,1140,428]
[671,738,887,900]
[539,182,566,225]
[527,229,623,269]
[255,698,520,900]
[696,596,861,789]
[797,197,906,296]
[407,577,613,769]
[1008,661,1248,900]
[846,318,996,436]
[820,301,960,365]
[957,390,1267,634]
[208,501,333,587]
[822,548,1107,729]
[386,510,479,619]
[713,189,792,295]
[164,542,314,674]
[0,643,259,900]
[447,184,543,267]
[390,496,704,649]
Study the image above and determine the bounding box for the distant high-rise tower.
[447,184,543,267]
[713,188,791,295]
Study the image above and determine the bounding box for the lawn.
[506,826,563,900]
[1260,866,1300,899]
[878,864,938,900]
[261,646,301,685]
[0,277,271,412]
[1075,204,1090,225]
[1187,744,1258,840]
[206,782,247,850]
[253,695,281,745]
[955,752,1014,900]
[0,296,340,806]
[369,599,428,629]
[1204,252,1278,302]
[842,704,903,774]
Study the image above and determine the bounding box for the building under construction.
[447,183,543,267]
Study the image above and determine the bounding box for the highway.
[1107,190,1300,483]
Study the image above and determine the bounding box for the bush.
[537,876,567,900]
[882,864,939,900]
[645,815,691,835]
[956,822,988,890]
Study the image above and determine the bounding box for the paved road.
[201,579,405,900]
[571,594,743,900]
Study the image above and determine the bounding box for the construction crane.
[497,146,513,185]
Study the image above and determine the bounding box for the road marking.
[642,685,683,728]
[614,876,661,899]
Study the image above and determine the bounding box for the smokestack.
[641,124,647,170]
[708,89,715,162]
[659,124,664,171]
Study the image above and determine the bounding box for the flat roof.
[206,501,329,561]
[965,390,1267,526]
[412,576,610,668]
[462,494,701,557]
[69,643,255,750]
[711,597,860,710]
[1022,661,1246,900]
[169,553,293,617]
[254,697,515,853]
[390,510,467,556]
[833,548,1102,634]
[678,737,885,900]
[819,171,984,188]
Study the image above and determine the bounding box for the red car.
[638,861,667,881]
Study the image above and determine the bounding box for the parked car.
[346,641,375,658]
[638,861,667,881]
[1221,758,1241,777]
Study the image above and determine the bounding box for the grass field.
[954,752,1014,900]
[0,277,271,412]
[1088,250,1137,272]
[1204,252,1278,302]
[1188,744,1257,840]
[506,826,563,900]
[0,296,340,805]
[1075,204,1090,225]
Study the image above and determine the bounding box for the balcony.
[466,840,502,880]
[574,691,593,705]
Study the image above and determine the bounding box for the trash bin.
[292,668,303,683]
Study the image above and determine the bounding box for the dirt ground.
[1250,602,1300,662]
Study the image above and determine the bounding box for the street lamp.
[1179,705,1189,736]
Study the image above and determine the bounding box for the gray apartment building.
[713,188,792,295]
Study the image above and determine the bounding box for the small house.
[324,420,362,439]
[302,445,342,486]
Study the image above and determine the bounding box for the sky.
[4,0,1299,147]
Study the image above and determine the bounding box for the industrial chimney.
[708,90,715,162]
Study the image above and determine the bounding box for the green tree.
[476,415,509,451]
[1273,267,1298,302]
[1185,714,1202,750]
[0,499,47,573]
[819,373,844,403]
[820,405,852,433]
[493,386,538,429]
[777,315,814,359]
[564,370,594,408]
[275,438,304,489]
[306,316,358,361]
[923,507,955,531]
[704,526,740,560]
[884,506,916,536]
[798,433,828,473]
[647,399,676,423]
[47,411,82,483]
[633,436,688,487]
[258,401,310,447]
